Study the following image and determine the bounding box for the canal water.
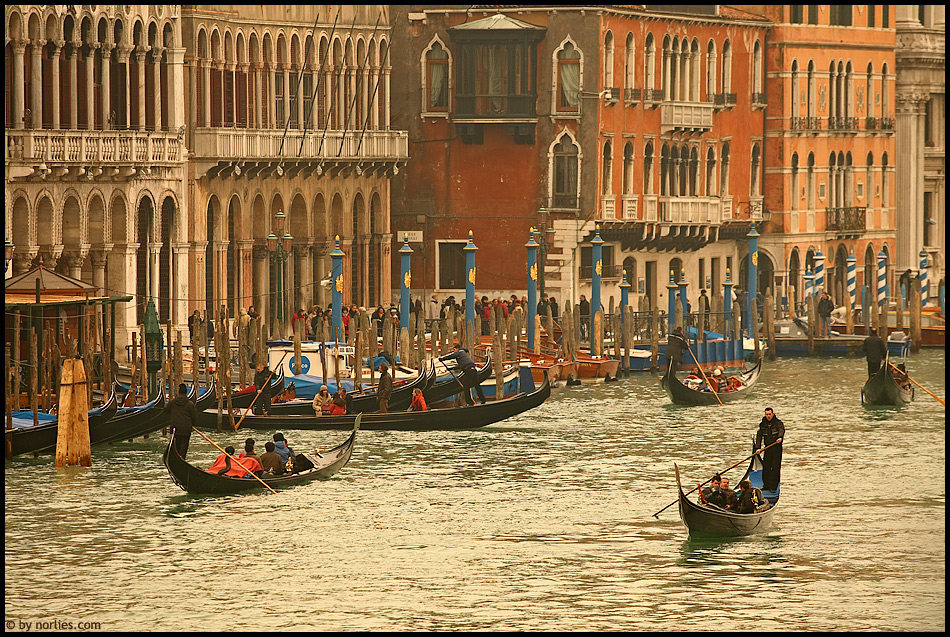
[4,350,944,631]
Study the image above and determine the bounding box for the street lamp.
[144,297,164,398]
[266,209,293,337]
[5,238,13,275]
[536,207,556,296]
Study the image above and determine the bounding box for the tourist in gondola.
[273,433,294,469]
[407,387,428,412]
[330,388,349,415]
[736,479,767,514]
[861,327,888,378]
[666,326,688,373]
[163,383,198,459]
[259,441,285,475]
[699,474,727,508]
[720,476,739,511]
[755,408,785,493]
[312,385,333,415]
[206,445,237,475]
[439,344,486,406]
[377,362,393,413]
[253,363,272,415]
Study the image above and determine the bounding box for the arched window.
[624,33,635,94]
[622,142,635,195]
[828,152,838,209]
[828,60,837,126]
[751,143,761,196]
[425,40,449,112]
[643,141,655,195]
[845,151,853,208]
[604,31,615,89]
[752,40,763,97]
[881,152,889,209]
[705,147,717,196]
[660,143,671,196]
[807,152,816,210]
[881,62,889,120]
[866,62,874,121]
[721,39,732,96]
[706,40,717,99]
[791,60,800,122]
[556,41,581,112]
[644,33,656,93]
[552,134,580,209]
[807,60,816,121]
[602,140,613,195]
[689,146,699,196]
[866,151,874,205]
[720,142,731,196]
[845,61,853,121]
[791,153,800,211]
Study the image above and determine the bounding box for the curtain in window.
[559,60,579,109]
[429,61,447,109]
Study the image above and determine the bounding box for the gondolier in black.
[666,326,688,373]
[253,363,273,415]
[439,344,486,405]
[163,383,198,459]
[377,363,393,413]
[861,327,888,378]
[755,407,784,493]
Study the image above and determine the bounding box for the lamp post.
[526,228,539,349]
[143,297,164,398]
[590,225,603,352]
[266,209,293,338]
[330,236,345,342]
[5,238,13,277]
[746,223,759,338]
[399,234,413,331]
[464,231,477,351]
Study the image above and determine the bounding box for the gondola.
[269,360,436,415]
[92,384,168,445]
[861,357,914,406]
[202,376,550,432]
[661,359,762,406]
[8,384,120,457]
[674,449,780,537]
[228,367,285,409]
[422,355,495,406]
[163,417,359,495]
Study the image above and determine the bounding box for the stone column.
[50,40,64,129]
[152,47,164,131]
[269,63,277,128]
[136,48,148,130]
[30,41,42,128]
[383,67,390,130]
[12,40,26,129]
[86,43,98,130]
[101,42,114,129]
[65,252,85,280]
[201,60,211,126]
[252,245,270,334]
[282,63,290,129]
[118,45,134,129]
[90,250,110,295]
[68,41,80,129]
[239,62,250,127]
[895,92,923,271]
[254,63,264,128]
[166,47,186,130]
[13,252,37,276]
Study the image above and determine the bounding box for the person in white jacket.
[426,294,440,332]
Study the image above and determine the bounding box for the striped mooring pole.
[919,249,929,308]
[877,250,887,311]
[846,248,857,310]
[813,250,825,296]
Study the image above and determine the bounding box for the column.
[101,42,113,129]
[268,63,277,128]
[50,41,63,129]
[65,252,85,280]
[846,249,857,311]
[370,64,379,130]
[201,60,211,126]
[463,231,477,347]
[86,43,97,130]
[526,229,539,348]
[383,67,390,129]
[167,47,186,130]
[255,63,264,128]
[399,235,413,331]
[30,41,42,128]
[152,47,164,131]
[814,250,825,295]
[12,41,25,129]
[330,236,345,340]
[119,45,133,129]
[746,224,760,337]
[895,92,920,271]
[282,63,290,128]
[722,269,733,339]
[68,42,80,129]
[666,270,678,332]
[136,48,147,130]
[590,226,603,351]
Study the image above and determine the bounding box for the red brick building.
[390,5,769,313]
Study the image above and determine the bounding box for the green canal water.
[4,350,945,631]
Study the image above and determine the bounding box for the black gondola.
[268,360,436,415]
[661,360,762,406]
[202,376,551,432]
[422,355,495,407]
[163,417,359,495]
[8,384,120,457]
[92,384,168,445]
[227,367,285,409]
[861,357,914,406]
[674,451,780,537]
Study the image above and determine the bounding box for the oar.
[651,438,784,518]
[190,426,278,494]
[887,361,945,405]
[233,351,289,431]
[685,343,723,406]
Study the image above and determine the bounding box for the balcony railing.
[6,129,183,165]
[192,128,409,162]
[880,117,896,130]
[724,93,737,106]
[580,263,624,280]
[657,196,722,224]
[660,101,713,132]
[454,94,537,119]
[642,194,658,221]
[604,87,620,103]
[602,195,616,218]
[644,88,665,103]
[752,92,767,107]
[826,206,867,233]
[624,88,642,103]
[622,195,639,220]
[550,193,579,210]
[865,117,880,130]
[720,196,734,221]
[706,93,726,108]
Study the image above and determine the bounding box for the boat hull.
[861,360,914,406]
[661,361,761,406]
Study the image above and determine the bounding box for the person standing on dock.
[164,383,198,459]
[699,289,711,333]
[861,327,888,378]
[579,294,591,339]
[817,292,835,338]
[755,407,784,493]
[377,363,393,413]
[666,326,688,373]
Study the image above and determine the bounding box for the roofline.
[423,6,771,28]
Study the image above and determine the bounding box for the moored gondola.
[203,376,550,432]
[92,384,168,445]
[661,360,762,406]
[674,450,780,537]
[8,384,120,457]
[423,355,495,406]
[861,357,914,406]
[228,367,285,409]
[163,417,359,495]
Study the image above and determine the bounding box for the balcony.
[660,101,713,133]
[580,263,623,280]
[720,196,734,221]
[642,194,658,221]
[658,196,722,224]
[644,88,665,106]
[826,206,866,235]
[622,195,639,220]
[190,128,409,179]
[602,195,617,218]
[549,193,579,210]
[604,87,620,104]
[724,93,737,107]
[752,92,767,108]
[624,88,642,104]
[706,93,726,110]
[865,117,880,130]
[5,129,184,181]
[880,117,896,131]
[454,94,537,120]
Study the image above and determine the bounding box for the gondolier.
[754,407,784,493]
[253,363,273,415]
[163,383,198,459]
[666,326,688,373]
[439,344,486,405]
[861,327,888,378]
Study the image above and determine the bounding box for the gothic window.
[555,41,580,112]
[552,133,580,209]
[425,40,449,112]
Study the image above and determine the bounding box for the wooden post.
[573,303,581,356]
[354,322,363,392]
[129,330,138,405]
[219,306,234,430]
[878,286,890,338]
[5,343,13,459]
[30,326,38,426]
[174,331,184,395]
[55,357,91,467]
[910,279,921,353]
[869,291,879,339]
[544,304,554,346]
[13,313,22,411]
[400,326,411,370]
[561,305,573,362]
[84,305,94,409]
[789,285,797,321]
[764,291,776,361]
[844,287,854,335]
[807,295,816,356]
[494,304,505,400]
[593,310,603,356]
[416,312,426,370]
[293,317,302,375]
[651,305,660,372]
[895,287,904,334]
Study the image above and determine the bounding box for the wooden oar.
[233,351,289,431]
[652,438,784,518]
[190,426,278,494]
[887,361,945,405]
[685,343,723,406]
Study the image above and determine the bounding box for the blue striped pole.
[667,269,678,333]
[330,235,345,342]
[813,250,825,296]
[398,234,413,331]
[877,250,887,311]
[619,270,630,370]
[526,228,539,348]
[590,226,604,351]
[846,248,857,311]
[723,268,734,340]
[919,249,929,308]
[678,272,688,332]
[804,268,813,301]
[464,231,477,338]
[747,224,760,338]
